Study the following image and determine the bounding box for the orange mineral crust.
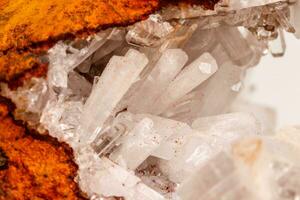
[0,50,48,83]
[0,98,86,199]
[0,0,159,52]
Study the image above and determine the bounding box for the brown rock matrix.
[0,97,86,200]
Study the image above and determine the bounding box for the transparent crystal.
[126,14,175,47]
[152,52,218,115]
[79,49,149,144]
[128,49,188,114]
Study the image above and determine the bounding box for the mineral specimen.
[0,0,300,200]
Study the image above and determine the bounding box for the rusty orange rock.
[0,98,86,199]
[0,50,47,82]
[0,0,159,52]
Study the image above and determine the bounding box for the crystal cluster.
[1,0,300,199]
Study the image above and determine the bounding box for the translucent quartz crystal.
[79,49,148,144]
[191,112,261,135]
[244,136,300,199]
[223,0,283,10]
[176,152,253,200]
[1,78,48,114]
[215,27,254,66]
[182,28,217,64]
[41,97,83,143]
[145,117,193,161]
[152,52,218,115]
[47,31,108,88]
[230,99,277,135]
[128,49,188,114]
[161,0,283,20]
[79,156,166,200]
[176,133,300,200]
[109,114,189,170]
[126,14,175,47]
[168,59,244,122]
[68,71,92,98]
[273,3,296,33]
[157,113,260,183]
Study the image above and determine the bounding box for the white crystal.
[110,113,193,170]
[126,14,175,47]
[128,49,188,114]
[79,49,149,144]
[153,52,218,115]
[40,95,83,146]
[79,156,166,200]
[1,78,48,114]
[110,117,159,170]
[216,27,254,66]
[230,99,277,135]
[176,152,246,200]
[191,112,261,136]
[158,113,260,183]
[226,0,283,10]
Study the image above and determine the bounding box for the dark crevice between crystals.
[160,0,221,10]
[0,148,8,171]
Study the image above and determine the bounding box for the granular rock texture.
[0,49,48,87]
[0,0,159,52]
[0,97,86,200]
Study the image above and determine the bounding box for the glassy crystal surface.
[79,49,149,144]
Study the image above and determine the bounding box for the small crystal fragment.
[231,82,243,92]
[126,14,175,47]
[268,29,287,57]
